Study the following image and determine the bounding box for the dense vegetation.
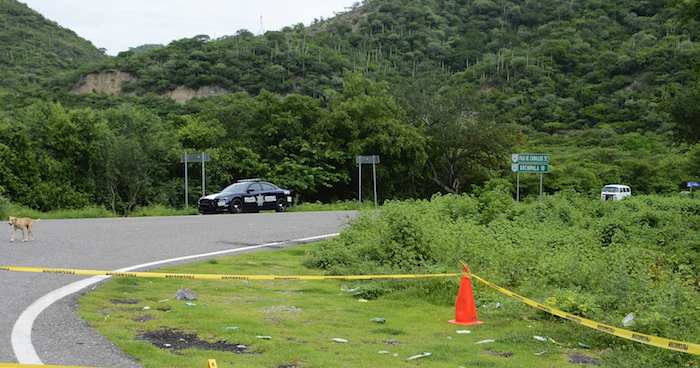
[306,191,700,367]
[0,0,105,90]
[0,0,699,213]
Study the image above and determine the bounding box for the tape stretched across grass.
[0,265,458,281]
[0,359,219,368]
[460,262,700,355]
[2,264,698,355]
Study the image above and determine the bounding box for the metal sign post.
[372,161,378,207]
[181,152,211,207]
[184,155,189,207]
[356,155,380,206]
[512,153,550,201]
[358,161,362,202]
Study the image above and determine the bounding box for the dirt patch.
[139,328,248,353]
[568,353,601,365]
[262,305,303,314]
[486,349,513,358]
[111,298,139,304]
[72,70,135,95]
[164,85,229,103]
[373,328,405,335]
[133,315,154,323]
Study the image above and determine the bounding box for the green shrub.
[305,193,700,367]
[0,195,9,219]
[130,204,197,217]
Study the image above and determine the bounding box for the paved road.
[0,211,355,367]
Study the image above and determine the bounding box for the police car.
[198,179,293,214]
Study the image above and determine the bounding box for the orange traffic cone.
[449,265,483,326]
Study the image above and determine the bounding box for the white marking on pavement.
[12,233,339,364]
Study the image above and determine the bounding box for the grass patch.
[0,199,363,220]
[80,244,604,368]
[4,203,115,219]
[129,204,199,217]
[288,200,375,212]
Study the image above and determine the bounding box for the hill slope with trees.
[0,0,106,90]
[0,0,698,213]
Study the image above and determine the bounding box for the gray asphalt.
[0,211,355,366]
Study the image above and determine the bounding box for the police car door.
[260,183,278,210]
[247,183,265,210]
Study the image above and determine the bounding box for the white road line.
[11,233,339,364]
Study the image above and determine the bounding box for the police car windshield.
[221,183,248,193]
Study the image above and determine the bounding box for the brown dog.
[8,216,39,242]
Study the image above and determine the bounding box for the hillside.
[0,0,698,213]
[81,0,700,133]
[0,0,106,89]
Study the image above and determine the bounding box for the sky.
[22,0,358,55]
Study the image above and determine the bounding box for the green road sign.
[512,153,549,164]
[511,163,550,173]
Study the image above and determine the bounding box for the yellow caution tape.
[0,358,217,368]
[0,265,457,281]
[0,364,93,368]
[462,264,700,355]
[4,263,696,355]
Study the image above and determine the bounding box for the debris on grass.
[224,326,239,331]
[406,352,431,361]
[577,342,591,349]
[256,335,272,340]
[157,299,169,303]
[176,288,198,301]
[332,338,349,343]
[370,317,386,324]
[133,315,154,323]
[475,339,495,344]
[142,306,150,310]
[378,350,390,354]
[357,298,369,303]
[622,312,635,327]
[533,335,547,342]
[385,339,400,345]
[568,353,601,365]
[110,298,139,305]
[139,328,248,353]
[534,351,547,356]
[262,305,302,313]
[456,330,471,334]
[185,302,197,307]
[486,349,513,358]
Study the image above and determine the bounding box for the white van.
[601,184,631,201]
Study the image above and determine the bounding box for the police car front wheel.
[275,198,287,212]
[229,199,243,214]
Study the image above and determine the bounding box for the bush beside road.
[79,192,699,367]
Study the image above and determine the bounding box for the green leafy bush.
[306,193,700,367]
